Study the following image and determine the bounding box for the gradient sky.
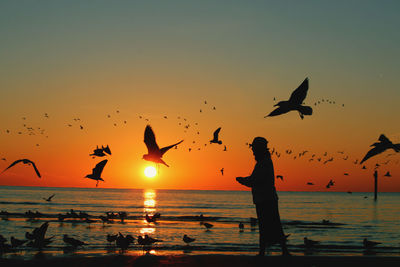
[0,1,399,192]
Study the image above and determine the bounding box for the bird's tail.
[298,105,313,116]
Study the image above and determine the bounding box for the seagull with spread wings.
[265,78,313,119]
[85,160,108,187]
[2,159,41,178]
[360,134,400,164]
[43,194,55,202]
[143,125,183,167]
[210,127,222,144]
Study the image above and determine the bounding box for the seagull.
[307,182,314,185]
[11,236,27,248]
[265,78,313,119]
[360,134,400,164]
[223,145,227,151]
[362,166,367,169]
[63,235,86,247]
[276,175,284,181]
[304,237,320,247]
[43,194,55,202]
[201,222,213,230]
[183,234,195,245]
[363,238,381,249]
[384,171,391,177]
[85,160,108,187]
[239,222,244,231]
[2,159,41,178]
[143,125,183,167]
[102,145,112,155]
[326,179,335,188]
[210,127,222,144]
[220,168,224,176]
[107,234,118,244]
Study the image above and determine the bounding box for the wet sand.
[1,255,400,267]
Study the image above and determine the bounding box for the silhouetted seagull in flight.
[85,160,107,187]
[183,234,195,245]
[102,145,112,155]
[265,78,313,119]
[360,134,400,164]
[307,182,314,185]
[384,171,391,177]
[210,127,222,144]
[220,168,224,176]
[143,125,183,167]
[90,146,106,157]
[276,175,283,181]
[43,194,55,202]
[2,159,41,178]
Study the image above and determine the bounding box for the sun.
[144,166,157,178]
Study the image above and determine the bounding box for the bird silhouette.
[220,168,224,176]
[143,125,183,167]
[201,222,213,230]
[43,194,55,202]
[363,238,381,249]
[276,175,284,181]
[102,145,112,155]
[2,159,41,178]
[63,235,86,247]
[360,134,400,164]
[11,236,27,248]
[210,127,222,144]
[307,182,314,185]
[85,160,108,187]
[304,237,320,247]
[384,171,391,177]
[265,78,313,119]
[183,234,195,245]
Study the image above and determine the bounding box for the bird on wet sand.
[85,160,108,187]
[265,78,313,120]
[2,159,41,178]
[183,234,196,245]
[201,222,213,230]
[143,125,183,167]
[63,235,86,247]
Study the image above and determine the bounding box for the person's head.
[250,137,269,161]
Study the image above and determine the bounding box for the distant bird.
[138,235,162,247]
[102,145,112,155]
[143,125,183,167]
[223,145,227,151]
[63,235,86,247]
[85,160,108,187]
[202,222,213,230]
[11,236,27,248]
[107,234,118,244]
[239,222,244,231]
[362,166,367,170]
[384,171,391,177]
[220,168,224,176]
[210,127,222,144]
[344,173,349,176]
[183,234,195,245]
[276,175,283,181]
[43,194,55,202]
[326,179,335,188]
[307,182,314,185]
[2,159,41,178]
[304,237,320,247]
[145,213,157,223]
[360,134,400,164]
[363,238,381,249]
[265,78,313,119]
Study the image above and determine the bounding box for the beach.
[2,255,400,267]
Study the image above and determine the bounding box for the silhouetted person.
[236,137,289,256]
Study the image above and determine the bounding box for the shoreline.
[2,255,400,267]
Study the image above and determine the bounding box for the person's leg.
[255,204,266,256]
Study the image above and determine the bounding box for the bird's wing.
[104,145,112,155]
[48,194,55,200]
[378,134,391,143]
[29,161,41,178]
[160,140,184,156]
[2,159,24,173]
[288,78,309,104]
[360,145,388,164]
[213,128,221,140]
[265,107,289,117]
[93,160,108,177]
[144,125,160,154]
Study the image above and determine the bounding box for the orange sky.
[0,1,399,192]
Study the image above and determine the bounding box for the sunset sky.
[1,1,399,192]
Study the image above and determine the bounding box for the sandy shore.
[1,255,400,267]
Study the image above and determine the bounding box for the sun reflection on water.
[141,189,157,235]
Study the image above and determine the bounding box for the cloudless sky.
[0,1,399,191]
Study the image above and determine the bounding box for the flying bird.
[220,168,224,176]
[360,134,400,164]
[143,125,183,167]
[85,160,108,187]
[384,171,391,177]
[276,175,284,181]
[265,78,313,119]
[43,194,55,202]
[210,127,222,144]
[102,145,112,155]
[90,146,106,157]
[2,159,41,178]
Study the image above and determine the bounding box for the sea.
[0,186,399,259]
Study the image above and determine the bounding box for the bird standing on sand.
[63,235,86,247]
[265,78,313,120]
[360,134,400,164]
[363,238,381,249]
[183,234,195,245]
[85,160,108,187]
[210,128,222,144]
[43,194,55,202]
[2,159,41,178]
[143,125,183,167]
[201,222,213,230]
[304,237,320,247]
